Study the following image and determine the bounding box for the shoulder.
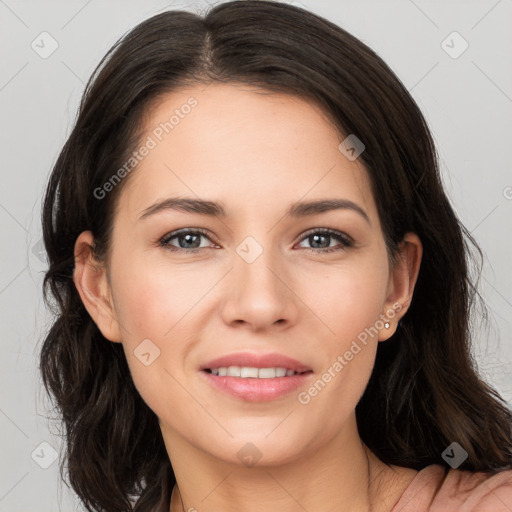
[391,464,512,512]
[439,465,512,511]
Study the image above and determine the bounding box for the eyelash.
[159,228,353,254]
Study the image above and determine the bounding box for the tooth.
[227,366,241,377]
[240,367,259,378]
[210,366,301,378]
[258,368,277,378]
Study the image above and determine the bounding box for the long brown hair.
[40,1,512,510]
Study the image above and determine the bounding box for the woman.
[40,1,512,511]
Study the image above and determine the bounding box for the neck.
[165,414,407,512]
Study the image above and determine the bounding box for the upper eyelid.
[160,227,214,244]
[299,227,353,242]
[160,227,352,247]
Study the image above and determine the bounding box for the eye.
[296,229,353,253]
[159,227,353,254]
[159,228,216,253]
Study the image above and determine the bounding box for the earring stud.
[384,322,390,329]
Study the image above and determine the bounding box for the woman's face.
[77,82,417,467]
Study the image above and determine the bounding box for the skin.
[73,82,422,512]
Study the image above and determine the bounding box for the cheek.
[296,254,389,342]
[110,253,208,339]
[291,258,388,425]
[108,260,197,420]
[107,249,230,407]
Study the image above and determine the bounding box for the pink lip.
[200,371,313,402]
[200,352,312,373]
[199,352,313,402]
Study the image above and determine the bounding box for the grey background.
[1,0,511,510]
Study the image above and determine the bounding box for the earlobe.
[73,231,122,343]
[379,232,423,341]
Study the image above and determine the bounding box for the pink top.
[391,464,512,511]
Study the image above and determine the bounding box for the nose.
[220,246,299,332]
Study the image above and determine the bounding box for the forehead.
[119,82,377,223]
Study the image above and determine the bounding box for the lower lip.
[200,370,313,402]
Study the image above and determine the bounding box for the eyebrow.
[138,197,370,224]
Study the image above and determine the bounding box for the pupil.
[181,233,200,248]
[311,234,329,249]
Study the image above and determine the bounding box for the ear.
[379,232,422,341]
[73,231,122,343]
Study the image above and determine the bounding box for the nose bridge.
[239,247,278,291]
[222,233,297,329]
[235,233,284,301]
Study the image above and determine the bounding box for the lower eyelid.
[160,229,353,253]
[160,230,213,249]
[298,230,353,246]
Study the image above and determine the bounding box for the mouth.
[199,352,314,401]
[203,366,312,378]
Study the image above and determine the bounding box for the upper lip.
[200,352,312,373]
